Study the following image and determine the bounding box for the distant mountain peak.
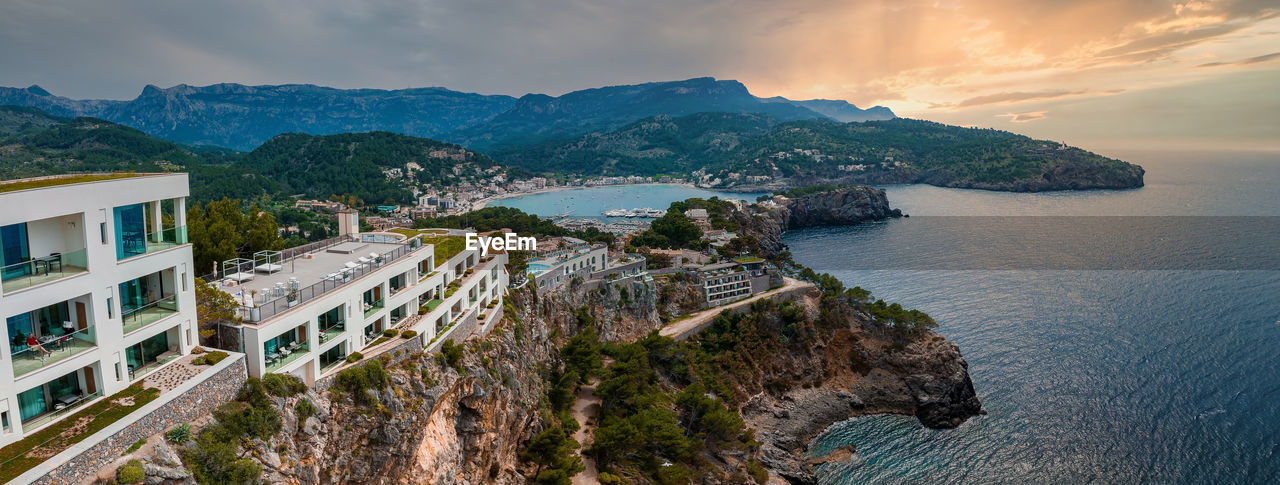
[24,85,51,96]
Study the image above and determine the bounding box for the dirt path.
[659,277,812,340]
[570,378,602,485]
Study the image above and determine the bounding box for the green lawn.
[0,173,147,193]
[389,229,466,264]
[0,385,160,483]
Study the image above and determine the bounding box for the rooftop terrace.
[0,172,164,194]
[209,235,427,325]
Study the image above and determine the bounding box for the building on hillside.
[683,208,711,231]
[526,243,608,294]
[208,219,507,386]
[689,258,780,308]
[0,174,200,446]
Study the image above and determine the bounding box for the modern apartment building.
[0,174,197,447]
[214,228,508,386]
[691,258,780,308]
[527,243,607,293]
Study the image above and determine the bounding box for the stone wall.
[17,354,247,485]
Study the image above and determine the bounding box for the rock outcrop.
[735,186,903,258]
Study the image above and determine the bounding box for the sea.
[490,150,1280,484]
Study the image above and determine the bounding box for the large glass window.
[114,203,147,260]
[264,328,300,356]
[0,223,30,280]
[125,331,169,376]
[17,370,81,422]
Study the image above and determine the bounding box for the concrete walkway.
[658,277,812,340]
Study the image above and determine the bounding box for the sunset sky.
[1,0,1277,150]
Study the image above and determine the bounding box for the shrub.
[333,360,390,406]
[382,329,399,337]
[346,352,364,363]
[165,423,192,444]
[124,438,146,454]
[295,398,317,421]
[193,350,229,366]
[263,373,306,397]
[439,340,464,372]
[117,459,145,484]
[402,330,418,339]
[746,459,768,484]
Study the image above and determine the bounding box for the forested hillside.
[497,113,1145,191]
[240,131,504,205]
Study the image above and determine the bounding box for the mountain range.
[0,78,894,151]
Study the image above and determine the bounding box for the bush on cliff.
[184,379,276,485]
[116,459,145,484]
[262,373,306,397]
[333,360,390,406]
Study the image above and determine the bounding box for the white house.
[0,174,198,446]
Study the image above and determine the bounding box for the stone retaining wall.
[15,354,247,485]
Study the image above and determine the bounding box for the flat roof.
[226,239,408,318]
[0,172,171,194]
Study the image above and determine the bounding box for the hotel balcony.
[0,213,89,294]
[120,295,179,335]
[9,326,97,378]
[112,199,187,261]
[6,294,98,378]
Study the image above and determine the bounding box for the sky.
[1,0,1277,151]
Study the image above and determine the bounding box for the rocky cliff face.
[735,186,903,258]
[705,289,980,483]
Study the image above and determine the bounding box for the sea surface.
[494,150,1280,484]
[488,183,766,222]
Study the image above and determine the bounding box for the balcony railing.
[237,237,425,323]
[20,390,103,431]
[145,225,188,253]
[0,248,89,294]
[266,343,311,372]
[121,295,179,334]
[9,326,98,377]
[363,300,384,318]
[117,226,187,261]
[319,323,346,344]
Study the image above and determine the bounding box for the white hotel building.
[216,224,508,386]
[0,174,197,447]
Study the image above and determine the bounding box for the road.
[658,277,812,340]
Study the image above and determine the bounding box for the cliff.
[736,185,903,258]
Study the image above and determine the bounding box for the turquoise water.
[488,184,766,220]
[494,151,1280,483]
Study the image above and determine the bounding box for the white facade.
[528,244,607,293]
[234,233,508,385]
[0,174,197,447]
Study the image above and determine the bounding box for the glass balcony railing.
[117,226,187,260]
[266,343,311,372]
[21,390,103,431]
[121,295,179,334]
[9,326,98,377]
[0,248,89,294]
[363,300,384,318]
[319,323,346,344]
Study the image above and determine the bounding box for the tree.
[187,198,284,274]
[195,277,242,350]
[520,426,583,480]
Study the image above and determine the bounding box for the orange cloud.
[999,110,1050,123]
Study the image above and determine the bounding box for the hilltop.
[0,78,893,151]
[498,113,1145,191]
[240,131,506,204]
[0,106,506,204]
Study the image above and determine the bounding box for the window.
[100,222,107,244]
[2,410,10,433]
[113,203,147,260]
[107,297,114,319]
[181,273,188,292]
